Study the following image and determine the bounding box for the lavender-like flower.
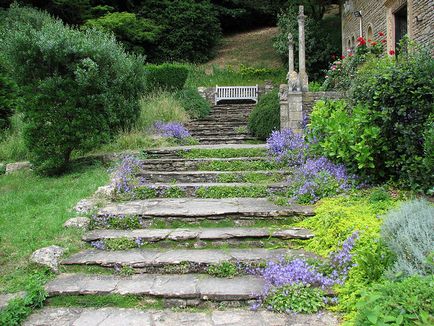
[90,240,106,250]
[266,129,309,165]
[154,121,191,140]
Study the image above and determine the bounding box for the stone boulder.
[30,245,65,273]
[63,217,90,229]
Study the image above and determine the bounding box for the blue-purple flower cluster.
[266,129,308,165]
[252,232,359,311]
[113,155,142,196]
[154,121,191,140]
[288,157,356,204]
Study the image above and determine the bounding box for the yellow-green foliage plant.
[297,190,400,322]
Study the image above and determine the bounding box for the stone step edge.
[45,273,263,301]
[142,143,266,153]
[97,198,315,218]
[82,227,313,242]
[62,248,313,268]
[137,170,288,176]
[140,157,267,164]
[24,307,310,326]
[137,182,288,188]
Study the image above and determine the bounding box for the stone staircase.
[25,111,339,325]
[187,104,257,144]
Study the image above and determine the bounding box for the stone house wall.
[341,0,433,53]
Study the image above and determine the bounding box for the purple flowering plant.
[266,129,309,165]
[112,155,143,199]
[252,232,359,313]
[266,129,357,204]
[154,121,191,141]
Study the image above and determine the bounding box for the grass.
[179,148,267,159]
[206,27,283,69]
[186,64,286,88]
[46,295,164,309]
[0,161,109,293]
[0,114,28,163]
[197,160,280,171]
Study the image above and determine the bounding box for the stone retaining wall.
[279,84,344,133]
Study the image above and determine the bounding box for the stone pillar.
[287,33,299,91]
[298,5,309,91]
[279,84,303,134]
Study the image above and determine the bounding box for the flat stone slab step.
[82,227,313,243]
[135,182,287,197]
[138,170,285,183]
[140,157,267,171]
[25,307,340,326]
[24,307,340,326]
[45,273,263,301]
[98,198,314,219]
[62,248,313,272]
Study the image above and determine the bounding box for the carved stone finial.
[298,5,305,17]
[288,33,293,43]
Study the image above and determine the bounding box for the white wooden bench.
[215,85,258,105]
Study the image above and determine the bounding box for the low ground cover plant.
[174,88,211,119]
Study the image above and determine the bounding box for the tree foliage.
[0,5,146,174]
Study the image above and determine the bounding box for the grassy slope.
[206,27,283,69]
[0,163,108,292]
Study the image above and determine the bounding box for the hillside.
[205,27,284,69]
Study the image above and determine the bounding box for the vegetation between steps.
[178,148,267,159]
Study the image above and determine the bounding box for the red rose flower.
[378,32,385,37]
[382,39,387,44]
[341,55,346,59]
[371,41,378,46]
[357,36,366,46]
[389,50,395,55]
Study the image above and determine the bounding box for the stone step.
[95,198,314,228]
[195,135,255,141]
[135,182,287,198]
[26,307,341,326]
[45,273,264,303]
[62,248,313,273]
[197,139,253,145]
[82,227,313,244]
[140,157,267,171]
[188,122,247,128]
[138,170,286,183]
[187,126,247,133]
[190,131,250,137]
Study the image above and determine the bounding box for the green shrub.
[264,284,325,314]
[381,200,434,278]
[84,12,161,54]
[354,276,434,326]
[350,46,433,190]
[248,89,279,140]
[308,100,381,177]
[145,63,189,93]
[175,88,210,119]
[1,6,145,174]
[140,0,221,63]
[0,275,46,326]
[0,74,20,130]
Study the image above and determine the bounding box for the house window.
[394,4,408,49]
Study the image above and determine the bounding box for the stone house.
[341,0,433,53]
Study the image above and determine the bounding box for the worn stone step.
[195,136,255,142]
[95,198,314,228]
[45,273,264,302]
[135,182,287,198]
[197,139,254,145]
[140,157,267,171]
[188,121,247,128]
[26,307,343,326]
[83,227,313,242]
[141,144,265,159]
[62,248,313,274]
[138,170,286,183]
[190,131,250,137]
